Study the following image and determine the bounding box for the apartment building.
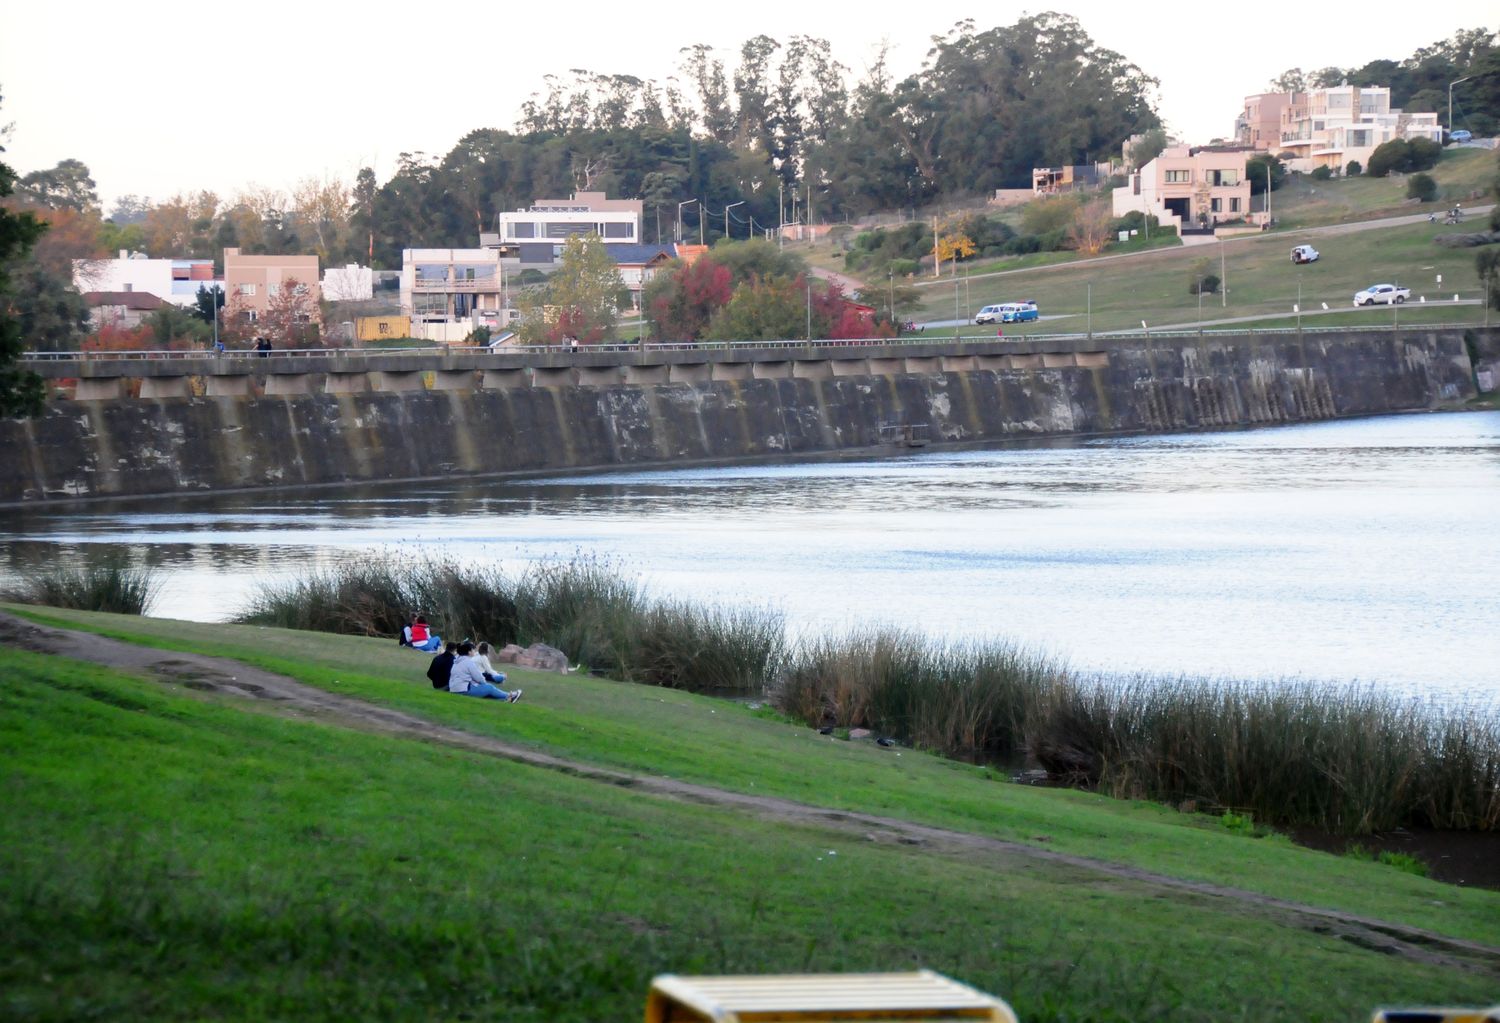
[1271,85,1441,173]
[223,248,320,320]
[399,248,515,343]
[1112,146,1253,233]
[72,251,218,307]
[1236,92,1300,150]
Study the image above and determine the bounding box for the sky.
[3,0,1495,211]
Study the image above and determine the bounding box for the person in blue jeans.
[447,641,522,702]
[403,615,443,652]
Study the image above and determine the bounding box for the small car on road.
[1449,129,1473,144]
[1353,283,1410,306]
[1291,244,1319,264]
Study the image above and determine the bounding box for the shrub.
[1346,160,1362,176]
[2,554,160,615]
[1188,274,1221,295]
[1406,136,1441,172]
[1309,165,1333,181]
[1406,173,1438,202]
[1365,139,1407,177]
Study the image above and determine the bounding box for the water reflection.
[3,412,1498,699]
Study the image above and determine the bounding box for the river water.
[4,411,1498,702]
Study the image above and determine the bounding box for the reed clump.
[235,554,1499,834]
[2,555,160,615]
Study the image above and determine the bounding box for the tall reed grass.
[2,555,160,615]
[235,554,1499,834]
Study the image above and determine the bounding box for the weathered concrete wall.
[0,330,1479,503]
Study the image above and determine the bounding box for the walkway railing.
[20,320,1490,365]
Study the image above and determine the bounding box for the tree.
[645,254,733,341]
[1366,139,1408,178]
[261,277,318,348]
[0,93,48,415]
[1267,69,1308,92]
[192,284,224,325]
[16,158,99,212]
[1126,128,1169,171]
[1245,154,1286,194]
[1067,199,1115,255]
[933,231,976,274]
[519,234,624,343]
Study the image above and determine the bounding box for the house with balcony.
[1236,92,1300,150]
[399,248,518,343]
[1273,84,1442,173]
[72,251,219,308]
[1112,146,1253,234]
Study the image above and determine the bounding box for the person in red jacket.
[402,614,443,652]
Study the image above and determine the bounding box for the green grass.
[910,218,1493,333]
[4,643,1497,1021]
[9,604,1500,956]
[1273,149,1497,228]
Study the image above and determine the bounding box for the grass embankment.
[912,218,1492,333]
[4,622,1499,1020]
[1272,148,1496,228]
[207,557,1500,836]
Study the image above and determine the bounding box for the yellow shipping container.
[356,316,410,342]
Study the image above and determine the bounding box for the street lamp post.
[676,199,696,244]
[724,201,745,241]
[1449,76,1472,137]
[1086,281,1092,339]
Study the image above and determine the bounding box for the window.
[1230,197,1241,213]
[1211,198,1222,213]
[123,283,133,292]
[511,222,536,239]
[238,283,256,296]
[603,221,633,239]
[1209,170,1239,186]
[1165,169,1190,183]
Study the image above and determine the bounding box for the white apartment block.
[72,251,219,307]
[1277,85,1442,173]
[493,191,643,267]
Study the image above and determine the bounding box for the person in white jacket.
[448,641,522,702]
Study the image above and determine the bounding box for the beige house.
[1112,146,1254,234]
[1276,84,1442,173]
[223,248,320,322]
[1237,93,1299,150]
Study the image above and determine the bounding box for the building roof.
[674,244,709,266]
[84,291,165,310]
[603,244,675,266]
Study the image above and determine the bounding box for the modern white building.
[322,264,374,302]
[491,191,643,268]
[1276,84,1443,173]
[71,251,219,308]
[399,248,516,343]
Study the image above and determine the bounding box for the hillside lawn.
[3,605,1498,1020]
[791,148,1497,332]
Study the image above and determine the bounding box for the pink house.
[1112,146,1254,234]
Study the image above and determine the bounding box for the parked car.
[1353,283,1410,306]
[1290,245,1320,264]
[1000,302,1039,323]
[1449,129,1473,144]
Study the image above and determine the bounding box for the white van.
[974,305,1005,324]
[1291,245,1320,264]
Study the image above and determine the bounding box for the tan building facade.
[1237,92,1300,150]
[1112,146,1254,233]
[1276,85,1441,173]
[223,248,320,320]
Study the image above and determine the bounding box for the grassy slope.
[794,148,1496,331]
[4,644,1496,1023]
[9,606,1500,952]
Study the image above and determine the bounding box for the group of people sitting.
[401,616,522,702]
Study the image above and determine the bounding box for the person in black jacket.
[426,641,458,690]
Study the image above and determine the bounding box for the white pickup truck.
[1353,283,1410,306]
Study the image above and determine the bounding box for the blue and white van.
[1000,301,1039,323]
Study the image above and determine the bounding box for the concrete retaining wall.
[0,330,1479,504]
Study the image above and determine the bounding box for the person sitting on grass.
[426,641,457,690]
[448,641,522,702]
[403,614,443,652]
[474,641,508,685]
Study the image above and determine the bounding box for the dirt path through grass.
[6,608,1497,978]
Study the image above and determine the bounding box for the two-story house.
[1112,146,1253,234]
[223,248,320,323]
[399,248,514,343]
